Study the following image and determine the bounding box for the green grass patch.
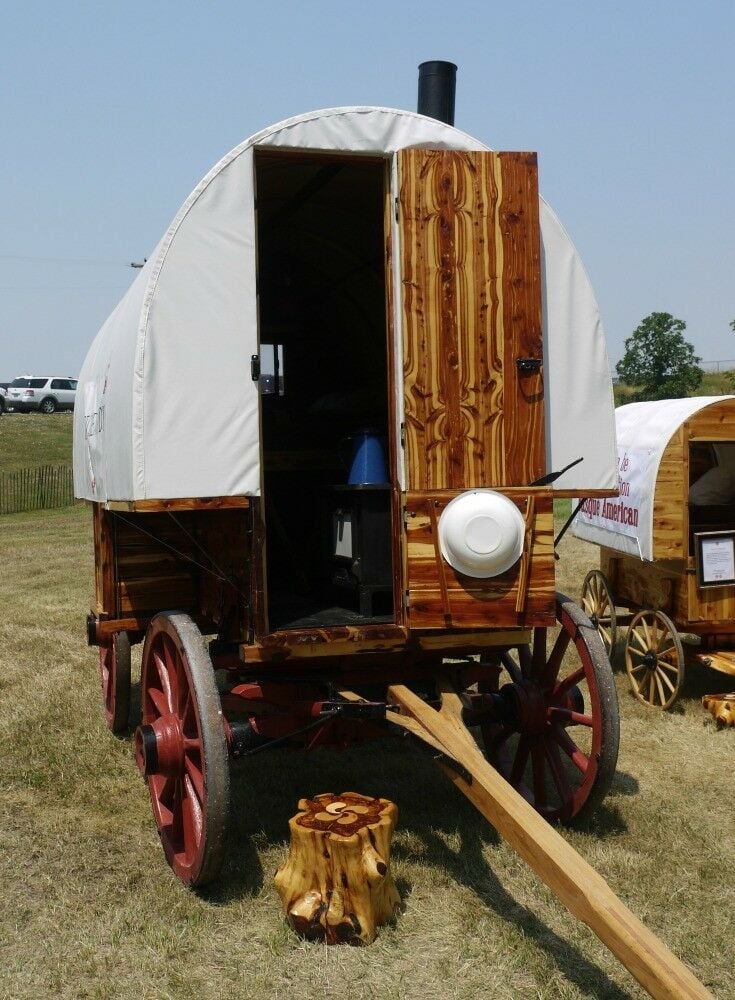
[0,412,74,473]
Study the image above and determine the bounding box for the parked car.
[6,376,77,413]
[0,386,6,413]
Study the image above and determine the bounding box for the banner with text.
[577,446,652,540]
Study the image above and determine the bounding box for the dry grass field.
[1,503,733,1000]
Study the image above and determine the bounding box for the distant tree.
[616,312,702,401]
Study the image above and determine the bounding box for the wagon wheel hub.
[642,651,657,668]
[503,680,548,737]
[135,715,185,778]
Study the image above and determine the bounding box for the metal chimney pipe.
[417,60,457,125]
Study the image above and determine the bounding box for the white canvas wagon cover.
[573,396,735,561]
[73,106,617,503]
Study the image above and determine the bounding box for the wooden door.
[398,149,545,491]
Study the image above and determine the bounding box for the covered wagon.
[70,65,716,997]
[574,395,735,709]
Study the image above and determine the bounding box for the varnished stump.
[702,693,735,728]
[274,792,400,945]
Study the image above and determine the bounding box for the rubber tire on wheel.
[482,593,620,825]
[580,569,617,659]
[40,397,57,414]
[136,612,229,887]
[625,608,684,710]
[99,632,131,734]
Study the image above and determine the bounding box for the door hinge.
[251,354,261,382]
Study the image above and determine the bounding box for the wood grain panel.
[92,504,116,616]
[652,428,686,559]
[398,149,544,491]
[601,549,680,616]
[109,509,250,637]
[685,398,735,439]
[405,490,555,629]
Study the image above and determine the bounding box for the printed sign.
[697,534,735,586]
[577,447,651,540]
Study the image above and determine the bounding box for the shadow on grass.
[198,737,634,999]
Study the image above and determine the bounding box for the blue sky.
[1,0,733,378]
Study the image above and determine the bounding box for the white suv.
[6,376,78,413]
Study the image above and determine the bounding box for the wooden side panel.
[601,549,681,615]
[652,428,686,559]
[114,513,197,616]
[398,149,544,492]
[92,503,116,616]
[681,567,735,626]
[405,491,555,629]
[110,509,250,639]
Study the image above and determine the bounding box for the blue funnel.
[347,430,388,485]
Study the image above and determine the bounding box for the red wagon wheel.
[580,569,617,658]
[98,631,131,734]
[625,609,684,710]
[135,612,229,887]
[482,593,620,825]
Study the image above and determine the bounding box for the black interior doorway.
[254,152,394,631]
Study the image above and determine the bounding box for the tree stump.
[702,693,735,728]
[274,792,400,945]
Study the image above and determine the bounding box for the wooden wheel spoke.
[500,651,524,685]
[540,629,570,689]
[629,661,649,674]
[653,670,667,705]
[647,671,656,704]
[182,774,204,857]
[544,736,572,803]
[553,665,585,701]
[549,706,594,728]
[153,649,175,712]
[657,659,680,674]
[157,775,182,835]
[629,628,649,654]
[552,725,589,774]
[149,686,169,718]
[163,639,181,707]
[658,669,676,695]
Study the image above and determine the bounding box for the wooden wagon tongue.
[334,683,712,1000]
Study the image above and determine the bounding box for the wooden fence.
[0,464,76,515]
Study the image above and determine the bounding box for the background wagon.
[574,395,735,709]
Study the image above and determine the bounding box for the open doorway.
[254,151,394,631]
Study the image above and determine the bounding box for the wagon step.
[373,679,711,1000]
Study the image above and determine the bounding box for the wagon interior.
[688,439,735,536]
[255,152,394,630]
